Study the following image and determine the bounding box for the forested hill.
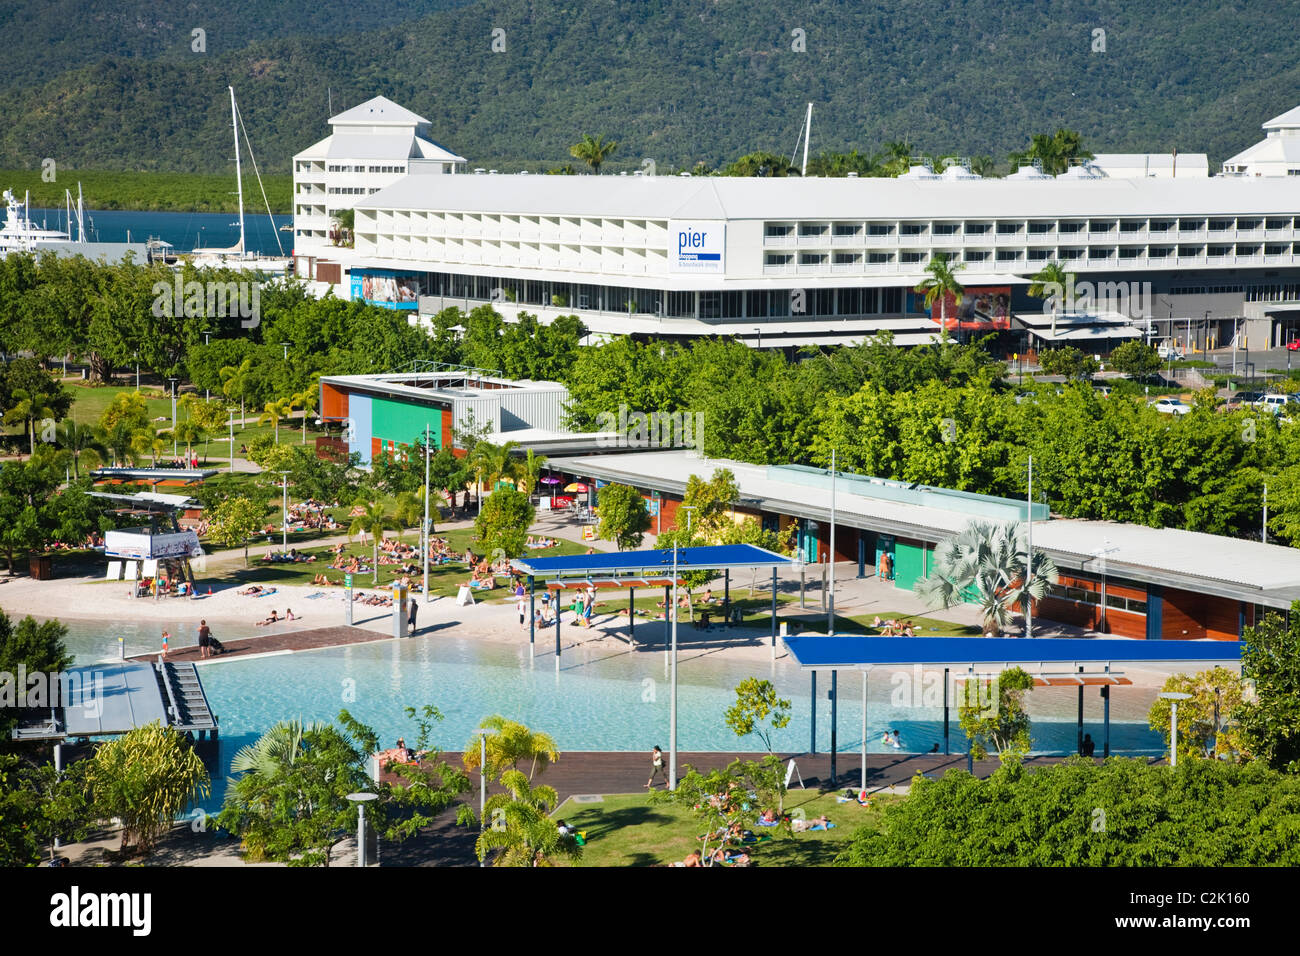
[2,0,1298,178]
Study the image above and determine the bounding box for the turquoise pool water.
[54,617,1167,813]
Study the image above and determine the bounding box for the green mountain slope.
[1,0,1297,179]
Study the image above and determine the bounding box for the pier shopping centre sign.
[668,221,725,274]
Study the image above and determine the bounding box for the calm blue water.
[30,207,292,256]
[54,617,1167,813]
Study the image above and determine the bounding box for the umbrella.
[540,476,561,485]
[565,482,589,493]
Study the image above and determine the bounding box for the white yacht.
[0,188,71,255]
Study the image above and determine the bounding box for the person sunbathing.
[681,852,701,867]
[238,585,265,596]
[255,610,280,626]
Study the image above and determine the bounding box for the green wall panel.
[893,541,925,591]
[371,398,446,450]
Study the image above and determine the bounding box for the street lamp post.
[201,331,212,400]
[475,727,491,867]
[669,505,696,791]
[168,377,178,458]
[228,408,234,474]
[345,792,378,867]
[1025,455,1034,639]
[1159,692,1193,767]
[278,471,291,551]
[827,448,837,636]
[422,424,431,602]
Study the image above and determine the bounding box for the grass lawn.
[552,789,888,867]
[65,383,173,426]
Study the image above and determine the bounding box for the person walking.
[517,592,528,630]
[197,620,211,659]
[646,745,669,789]
[408,597,418,634]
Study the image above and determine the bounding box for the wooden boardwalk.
[129,624,397,663]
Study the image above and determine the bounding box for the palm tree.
[1009,129,1092,176]
[463,715,560,780]
[468,440,521,510]
[475,769,579,867]
[393,491,423,532]
[3,388,56,455]
[519,449,548,497]
[55,420,105,478]
[231,720,330,775]
[258,398,293,444]
[1029,261,1076,338]
[569,134,619,174]
[293,385,319,444]
[219,359,253,431]
[349,498,399,583]
[915,254,965,342]
[914,520,1059,636]
[173,421,205,464]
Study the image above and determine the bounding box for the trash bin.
[28,554,52,580]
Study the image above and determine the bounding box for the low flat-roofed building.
[1222,103,1300,178]
[548,449,1300,640]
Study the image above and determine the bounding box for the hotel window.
[1027,222,1053,234]
[1179,219,1206,232]
[965,223,992,235]
[799,223,829,237]
[800,252,828,265]
[765,253,794,265]
[996,249,1022,261]
[867,252,894,263]
[1118,247,1143,259]
[996,222,1023,235]
[900,223,927,236]
[1059,248,1083,260]
[867,223,895,236]
[900,251,926,264]
[1058,221,1084,234]
[1237,218,1263,230]
[1266,244,1290,256]
[1088,220,1116,233]
[1266,218,1293,229]
[964,250,990,262]
[1027,248,1051,261]
[1088,248,1114,259]
[1149,220,1174,233]
[932,223,960,236]
[1208,245,1233,257]
[833,223,862,237]
[880,288,903,312]
[1119,220,1144,233]
[765,223,794,237]
[1149,246,1174,258]
[1209,219,1234,232]
[1178,245,1205,256]
[833,252,861,264]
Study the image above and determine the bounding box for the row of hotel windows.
[765,218,1298,237]
[766,244,1299,266]
[415,272,903,317]
[324,164,407,174]
[327,187,381,195]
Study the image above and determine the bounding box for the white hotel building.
[297,102,1300,351]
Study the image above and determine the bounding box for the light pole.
[134,351,140,391]
[475,727,491,867]
[201,330,212,400]
[345,792,378,867]
[168,377,178,458]
[228,407,234,474]
[827,448,837,636]
[1159,692,1192,767]
[422,424,431,602]
[1025,455,1034,639]
[669,505,696,791]
[278,471,291,551]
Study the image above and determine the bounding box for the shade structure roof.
[782,635,1243,671]
[512,544,797,579]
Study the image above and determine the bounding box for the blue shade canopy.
[783,635,1244,670]
[512,544,796,578]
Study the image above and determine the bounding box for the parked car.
[1157,342,1184,360]
[1092,385,1113,397]
[1151,397,1192,415]
[1256,394,1291,414]
[1287,338,1300,351]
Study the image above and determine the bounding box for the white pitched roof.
[414,138,467,163]
[327,132,416,160]
[1263,104,1300,130]
[356,172,1300,220]
[329,95,429,128]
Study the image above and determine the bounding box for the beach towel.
[807,822,836,831]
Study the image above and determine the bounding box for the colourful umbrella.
[565,482,589,493]
[540,476,562,485]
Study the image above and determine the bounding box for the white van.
[1156,341,1184,360]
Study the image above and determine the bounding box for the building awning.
[782,635,1243,671]
[513,544,798,580]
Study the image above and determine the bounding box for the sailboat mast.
[230,86,246,256]
[801,103,812,176]
[77,182,84,241]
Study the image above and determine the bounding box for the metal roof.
[356,172,1300,220]
[782,635,1243,670]
[328,95,430,127]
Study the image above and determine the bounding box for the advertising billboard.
[350,270,422,310]
[104,529,202,560]
[930,286,1012,332]
[667,221,726,274]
